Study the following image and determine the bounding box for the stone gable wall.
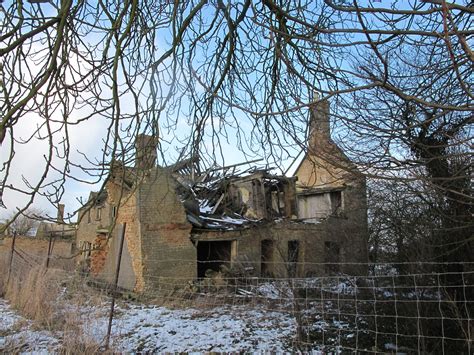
[137,168,196,293]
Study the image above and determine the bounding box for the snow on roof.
[171,157,298,231]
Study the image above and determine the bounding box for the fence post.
[6,231,17,285]
[45,232,53,269]
[105,222,126,350]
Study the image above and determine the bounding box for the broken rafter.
[207,158,264,173]
[167,156,200,174]
[210,194,225,214]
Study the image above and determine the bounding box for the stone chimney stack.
[309,95,330,148]
[135,134,158,170]
[57,203,65,223]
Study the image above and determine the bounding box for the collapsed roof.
[169,158,297,231]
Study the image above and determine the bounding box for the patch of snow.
[312,320,330,331]
[256,283,283,300]
[0,299,23,332]
[332,319,349,329]
[253,282,295,305]
[198,199,213,213]
[87,304,296,353]
[3,292,352,353]
[331,281,356,295]
[220,216,247,225]
[384,342,410,354]
[301,218,322,224]
[296,277,358,296]
[202,215,248,225]
[0,299,60,353]
[405,290,440,300]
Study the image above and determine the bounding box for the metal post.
[46,232,53,269]
[6,231,17,285]
[105,223,126,350]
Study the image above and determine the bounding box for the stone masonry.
[75,98,369,293]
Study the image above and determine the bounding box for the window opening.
[261,239,274,277]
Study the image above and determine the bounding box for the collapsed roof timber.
[174,161,298,230]
[75,99,369,293]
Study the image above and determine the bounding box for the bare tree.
[1,1,472,351]
[4,208,44,236]
[0,1,472,251]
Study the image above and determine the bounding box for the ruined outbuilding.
[75,100,368,293]
[36,204,76,239]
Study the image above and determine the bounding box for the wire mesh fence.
[1,237,472,353]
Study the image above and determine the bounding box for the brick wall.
[90,234,108,275]
[106,182,145,292]
[78,168,197,294]
[294,135,369,275]
[136,168,196,293]
[193,217,368,279]
[75,193,114,264]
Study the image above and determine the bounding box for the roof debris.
[169,157,295,230]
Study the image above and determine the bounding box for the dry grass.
[0,245,113,354]
[1,335,28,354]
[0,257,7,297]
[5,266,65,329]
[58,316,107,355]
[0,236,75,271]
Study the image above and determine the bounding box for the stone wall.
[137,168,196,293]
[102,181,144,292]
[77,167,198,293]
[98,224,137,290]
[76,197,113,243]
[193,218,367,279]
[294,98,369,275]
[295,145,359,189]
[295,150,369,274]
[75,192,114,266]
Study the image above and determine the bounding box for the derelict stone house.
[75,99,368,293]
[76,191,116,274]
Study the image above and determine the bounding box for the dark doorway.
[261,239,274,277]
[288,240,300,277]
[197,241,232,278]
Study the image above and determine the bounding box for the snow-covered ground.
[96,305,296,352]
[0,298,297,353]
[0,299,60,353]
[1,276,444,353]
[2,278,348,353]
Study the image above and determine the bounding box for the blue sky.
[2,0,469,222]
